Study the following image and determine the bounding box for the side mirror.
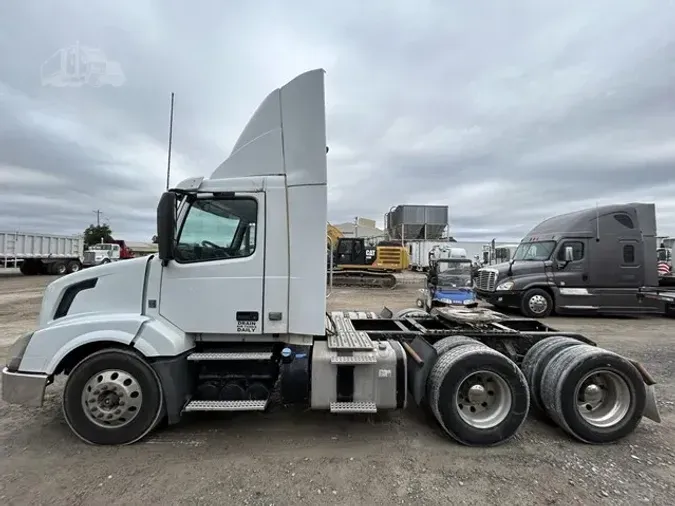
[564,246,574,262]
[157,192,177,263]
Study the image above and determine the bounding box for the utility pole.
[166,92,175,190]
[92,210,103,227]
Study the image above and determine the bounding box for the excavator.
[327,223,409,288]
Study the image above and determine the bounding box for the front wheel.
[520,288,553,318]
[63,349,164,445]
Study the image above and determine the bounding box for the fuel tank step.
[187,352,273,361]
[329,401,377,414]
[330,353,377,364]
[183,400,269,412]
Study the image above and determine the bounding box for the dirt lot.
[0,271,673,506]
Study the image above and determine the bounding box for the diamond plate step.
[327,312,374,351]
[187,352,272,361]
[331,353,377,364]
[330,401,377,414]
[183,400,269,412]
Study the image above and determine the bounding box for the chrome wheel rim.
[456,371,512,429]
[81,369,143,428]
[528,294,548,314]
[575,370,631,427]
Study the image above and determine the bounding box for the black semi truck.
[474,203,675,318]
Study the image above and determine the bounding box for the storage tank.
[385,205,448,240]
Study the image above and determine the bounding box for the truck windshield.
[513,241,556,261]
[436,261,473,288]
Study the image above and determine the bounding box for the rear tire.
[66,260,81,274]
[63,348,164,445]
[540,345,645,444]
[433,336,480,356]
[428,343,530,446]
[50,262,67,275]
[520,288,553,318]
[521,336,584,413]
[394,308,428,318]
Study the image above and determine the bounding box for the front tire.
[63,349,164,445]
[521,288,553,318]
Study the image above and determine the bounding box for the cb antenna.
[166,92,175,190]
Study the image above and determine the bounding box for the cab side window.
[175,197,257,263]
[557,241,584,261]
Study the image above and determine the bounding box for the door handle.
[582,274,588,281]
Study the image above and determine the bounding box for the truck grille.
[475,269,498,292]
[83,251,96,263]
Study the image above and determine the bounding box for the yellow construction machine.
[326,223,409,288]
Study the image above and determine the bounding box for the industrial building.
[385,205,449,240]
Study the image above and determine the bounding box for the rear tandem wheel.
[539,344,646,444]
[521,335,584,413]
[427,343,530,446]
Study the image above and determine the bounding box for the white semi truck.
[2,70,661,447]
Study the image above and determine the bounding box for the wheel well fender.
[53,340,136,376]
[523,285,555,302]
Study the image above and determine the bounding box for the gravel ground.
[0,270,673,505]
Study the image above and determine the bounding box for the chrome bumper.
[1,367,48,407]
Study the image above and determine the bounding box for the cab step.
[329,401,377,414]
[183,400,269,412]
[187,352,273,361]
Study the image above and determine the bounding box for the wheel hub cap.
[576,370,631,428]
[81,369,143,428]
[528,295,547,313]
[456,371,513,429]
[467,384,487,404]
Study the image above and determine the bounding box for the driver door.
[159,193,264,335]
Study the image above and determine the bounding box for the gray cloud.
[1,0,675,243]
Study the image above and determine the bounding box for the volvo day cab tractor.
[2,70,661,448]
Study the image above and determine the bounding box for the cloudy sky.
[1,0,675,242]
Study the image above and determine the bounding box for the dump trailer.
[0,231,83,275]
[2,70,661,448]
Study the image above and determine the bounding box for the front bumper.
[475,289,523,308]
[1,367,49,407]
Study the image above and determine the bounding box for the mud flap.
[643,384,662,423]
[406,337,438,406]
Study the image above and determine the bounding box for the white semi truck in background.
[0,231,83,275]
[2,70,660,448]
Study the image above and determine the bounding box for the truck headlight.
[496,280,514,291]
[6,332,34,371]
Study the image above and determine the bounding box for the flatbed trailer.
[637,287,675,315]
[0,69,662,449]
